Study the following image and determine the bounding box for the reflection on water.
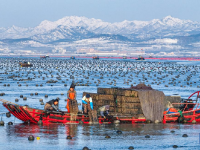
[0,123,200,149]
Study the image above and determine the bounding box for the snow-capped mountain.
[1,15,200,56]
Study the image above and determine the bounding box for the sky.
[0,0,200,27]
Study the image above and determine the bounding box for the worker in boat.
[98,105,111,119]
[163,101,178,114]
[44,99,60,111]
[66,83,77,113]
[66,83,78,121]
[82,94,93,113]
[82,94,98,123]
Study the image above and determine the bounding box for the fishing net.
[138,89,165,122]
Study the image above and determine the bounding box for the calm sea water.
[0,58,200,149]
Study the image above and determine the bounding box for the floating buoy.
[182,134,188,137]
[28,135,35,141]
[114,120,120,124]
[36,137,40,140]
[38,120,43,126]
[128,146,134,149]
[66,135,72,139]
[105,135,111,138]
[116,130,122,134]
[145,135,150,138]
[170,130,175,133]
[6,112,11,118]
[0,121,4,126]
[192,120,196,124]
[146,120,151,124]
[82,147,89,150]
[8,122,13,125]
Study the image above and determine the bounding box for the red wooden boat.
[19,62,33,67]
[163,91,200,123]
[1,99,113,124]
[1,99,146,124]
[3,91,199,124]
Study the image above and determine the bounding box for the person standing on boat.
[44,99,60,111]
[66,83,78,121]
[66,83,77,113]
[82,94,98,123]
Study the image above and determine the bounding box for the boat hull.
[3,103,146,124]
[163,109,200,123]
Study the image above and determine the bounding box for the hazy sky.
[0,0,199,27]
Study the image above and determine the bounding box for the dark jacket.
[44,99,59,111]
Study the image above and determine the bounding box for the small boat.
[40,55,50,59]
[163,91,200,123]
[19,62,33,67]
[1,100,113,124]
[135,56,145,60]
[70,56,75,59]
[92,56,99,59]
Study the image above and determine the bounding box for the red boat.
[1,99,113,124]
[163,91,200,123]
[1,99,147,124]
[19,62,33,67]
[3,91,200,124]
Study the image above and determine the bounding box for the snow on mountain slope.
[1,15,200,40]
[1,15,200,54]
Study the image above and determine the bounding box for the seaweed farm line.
[0,57,200,149]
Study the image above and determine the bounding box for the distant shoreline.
[0,55,200,61]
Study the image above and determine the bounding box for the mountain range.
[1,16,200,56]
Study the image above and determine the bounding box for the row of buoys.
[1,58,200,89]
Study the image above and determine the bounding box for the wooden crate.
[122,96,140,103]
[122,108,140,114]
[122,103,141,109]
[98,94,114,101]
[125,90,138,97]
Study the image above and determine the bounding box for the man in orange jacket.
[66,83,77,113]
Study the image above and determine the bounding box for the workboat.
[1,99,146,124]
[135,56,145,60]
[2,90,200,124]
[40,55,50,59]
[163,91,200,123]
[19,62,33,67]
[92,56,99,59]
[1,99,113,124]
[70,56,75,59]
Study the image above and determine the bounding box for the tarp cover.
[138,90,165,122]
